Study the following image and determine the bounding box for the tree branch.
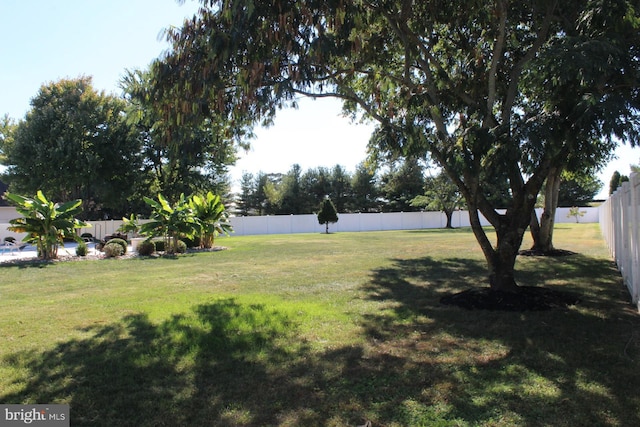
[486,0,507,128]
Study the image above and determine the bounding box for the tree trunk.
[325,222,329,234]
[488,225,524,291]
[444,209,454,228]
[529,209,540,245]
[530,166,561,253]
[467,207,521,292]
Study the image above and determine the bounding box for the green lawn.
[1,224,639,426]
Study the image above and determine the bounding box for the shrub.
[170,240,188,254]
[103,242,124,258]
[76,241,88,257]
[106,232,128,241]
[154,240,165,252]
[181,235,201,248]
[148,239,187,254]
[137,240,155,256]
[105,238,127,255]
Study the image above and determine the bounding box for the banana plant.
[139,193,199,253]
[117,213,141,237]
[189,192,233,248]
[5,190,89,260]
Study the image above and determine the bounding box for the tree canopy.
[2,77,142,219]
[155,0,640,291]
[411,170,464,228]
[317,197,339,234]
[121,69,241,203]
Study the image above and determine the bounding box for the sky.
[1,0,638,199]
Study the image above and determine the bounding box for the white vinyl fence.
[0,206,599,243]
[228,207,599,236]
[599,172,640,312]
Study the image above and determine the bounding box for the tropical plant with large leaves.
[139,193,199,254]
[189,192,233,248]
[5,190,89,260]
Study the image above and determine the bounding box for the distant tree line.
[232,156,604,216]
[234,158,437,216]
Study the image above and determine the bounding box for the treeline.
[234,158,429,216]
[233,157,607,217]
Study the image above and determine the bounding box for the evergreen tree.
[379,158,425,212]
[609,171,629,195]
[236,172,255,216]
[278,164,304,214]
[330,165,351,213]
[317,197,338,234]
[557,173,602,206]
[349,162,379,213]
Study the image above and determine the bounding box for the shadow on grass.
[2,298,432,426]
[361,254,640,426]
[3,299,319,426]
[2,256,639,426]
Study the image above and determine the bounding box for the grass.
[0,224,639,426]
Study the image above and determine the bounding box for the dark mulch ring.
[440,286,581,311]
[518,248,577,257]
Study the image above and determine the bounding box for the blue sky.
[1,0,637,198]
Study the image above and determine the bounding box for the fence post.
[601,174,640,312]
[629,173,639,308]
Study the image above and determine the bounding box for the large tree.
[330,165,352,213]
[557,171,602,207]
[3,77,142,219]
[348,162,380,213]
[121,69,243,204]
[300,166,333,212]
[278,163,305,214]
[235,171,256,216]
[0,114,16,164]
[379,157,425,212]
[156,1,639,292]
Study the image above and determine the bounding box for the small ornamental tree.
[567,207,586,223]
[317,197,338,234]
[410,171,464,229]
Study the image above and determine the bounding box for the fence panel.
[599,172,640,312]
[1,206,601,242]
[226,207,598,236]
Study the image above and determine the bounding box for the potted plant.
[117,214,146,250]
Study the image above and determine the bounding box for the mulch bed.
[441,247,581,311]
[440,286,581,311]
[518,248,577,257]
